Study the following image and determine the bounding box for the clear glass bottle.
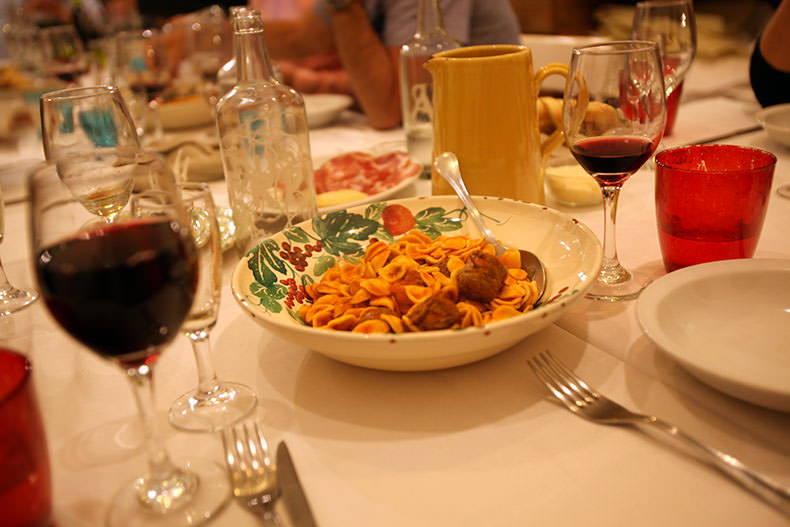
[216,6,246,96]
[399,0,459,175]
[217,7,283,97]
[215,9,317,252]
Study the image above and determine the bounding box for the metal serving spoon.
[434,152,547,302]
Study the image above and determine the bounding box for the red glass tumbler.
[0,349,52,527]
[655,144,776,272]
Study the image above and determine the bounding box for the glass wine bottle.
[399,0,460,175]
[216,6,246,96]
[216,7,283,97]
[215,9,317,252]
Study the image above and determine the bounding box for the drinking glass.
[0,186,38,315]
[116,29,172,141]
[30,162,229,527]
[40,25,89,84]
[0,348,52,527]
[655,144,775,271]
[631,0,696,135]
[562,41,666,301]
[132,183,256,432]
[40,86,142,223]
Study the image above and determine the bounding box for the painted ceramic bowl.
[231,196,602,371]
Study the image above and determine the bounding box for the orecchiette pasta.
[299,230,540,333]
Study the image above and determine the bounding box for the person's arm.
[760,0,790,71]
[328,1,401,129]
[260,9,336,60]
[278,60,354,95]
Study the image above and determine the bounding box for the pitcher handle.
[534,62,570,162]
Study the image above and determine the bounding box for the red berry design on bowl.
[382,204,415,236]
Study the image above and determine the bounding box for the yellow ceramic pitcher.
[426,45,569,204]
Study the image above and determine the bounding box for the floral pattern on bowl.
[232,196,603,371]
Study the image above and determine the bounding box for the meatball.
[470,252,507,283]
[357,307,395,324]
[407,294,461,331]
[456,252,507,303]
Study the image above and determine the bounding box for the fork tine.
[533,352,583,403]
[250,422,272,468]
[541,350,598,402]
[543,350,597,397]
[245,422,267,474]
[222,425,247,492]
[240,422,258,474]
[527,354,579,410]
[221,428,236,472]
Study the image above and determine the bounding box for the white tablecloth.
[1,53,789,526]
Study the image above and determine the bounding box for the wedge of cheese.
[545,164,602,206]
[316,189,368,209]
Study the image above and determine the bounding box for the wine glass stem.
[599,184,630,283]
[126,362,195,511]
[0,256,13,292]
[149,99,164,141]
[188,330,221,397]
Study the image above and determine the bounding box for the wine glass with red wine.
[562,41,666,301]
[117,29,172,141]
[29,160,229,526]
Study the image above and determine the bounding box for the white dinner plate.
[755,102,790,149]
[637,259,790,412]
[314,144,421,214]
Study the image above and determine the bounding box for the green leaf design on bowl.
[243,202,571,320]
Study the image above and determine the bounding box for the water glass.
[655,144,776,272]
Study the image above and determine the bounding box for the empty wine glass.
[40,25,89,85]
[562,41,666,301]
[0,185,37,315]
[116,29,172,141]
[631,0,696,134]
[132,183,256,432]
[30,160,229,527]
[40,85,141,223]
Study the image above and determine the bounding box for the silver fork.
[527,350,790,517]
[221,422,282,525]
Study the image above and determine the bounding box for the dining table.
[0,48,788,527]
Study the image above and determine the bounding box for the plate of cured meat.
[313,147,422,214]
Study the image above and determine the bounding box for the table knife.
[277,441,319,527]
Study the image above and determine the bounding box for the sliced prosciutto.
[314,151,421,195]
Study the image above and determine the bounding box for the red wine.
[51,65,88,84]
[571,136,654,186]
[129,81,168,102]
[36,219,197,366]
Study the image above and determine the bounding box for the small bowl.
[160,95,214,130]
[231,196,602,371]
[304,93,353,128]
[756,103,790,148]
